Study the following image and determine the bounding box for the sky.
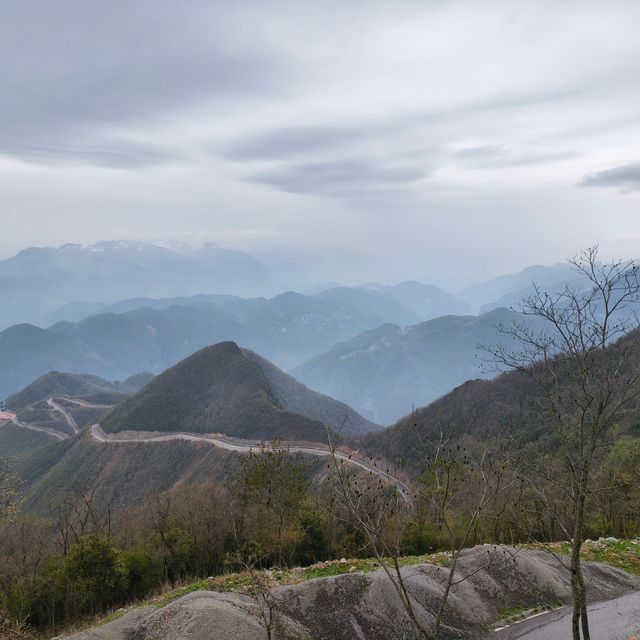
[1,0,639,289]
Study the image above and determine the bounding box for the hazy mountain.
[115,372,155,394]
[0,324,109,400]
[459,263,580,313]
[292,308,527,424]
[352,327,640,476]
[0,241,270,329]
[102,342,378,440]
[312,282,468,322]
[51,305,246,375]
[378,281,470,318]
[186,242,267,279]
[1,283,437,399]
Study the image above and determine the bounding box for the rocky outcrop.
[60,546,640,640]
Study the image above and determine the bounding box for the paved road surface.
[90,424,411,499]
[47,397,79,433]
[9,416,67,440]
[494,591,640,639]
[3,395,410,499]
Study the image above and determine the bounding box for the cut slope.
[102,342,374,442]
[60,546,639,640]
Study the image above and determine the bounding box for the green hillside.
[6,371,118,411]
[101,342,376,442]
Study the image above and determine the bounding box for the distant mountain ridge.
[0,283,465,398]
[0,240,270,330]
[459,263,582,313]
[352,326,640,476]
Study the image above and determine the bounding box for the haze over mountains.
[0,241,270,329]
[293,308,528,423]
[0,243,603,423]
[9,297,640,515]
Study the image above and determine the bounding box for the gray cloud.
[0,142,181,169]
[224,86,584,164]
[454,145,575,168]
[580,163,640,192]
[250,160,428,197]
[224,125,363,161]
[0,1,287,166]
[2,0,640,289]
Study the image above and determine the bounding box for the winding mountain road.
[6,414,67,441]
[7,396,411,498]
[47,397,79,434]
[89,423,411,498]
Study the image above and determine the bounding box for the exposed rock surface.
[59,546,640,640]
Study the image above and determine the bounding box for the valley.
[3,258,640,640]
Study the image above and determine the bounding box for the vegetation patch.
[524,539,640,576]
[156,552,451,607]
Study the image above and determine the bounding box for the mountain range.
[0,241,270,330]
[0,284,469,399]
[12,319,640,514]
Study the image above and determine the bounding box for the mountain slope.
[102,342,378,441]
[6,371,119,411]
[379,281,470,319]
[353,328,640,475]
[241,349,379,434]
[293,308,526,424]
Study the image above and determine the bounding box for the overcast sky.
[1,0,639,288]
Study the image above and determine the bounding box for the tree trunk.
[570,491,590,640]
[579,566,590,640]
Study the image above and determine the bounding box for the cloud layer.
[1,0,640,286]
[581,164,640,192]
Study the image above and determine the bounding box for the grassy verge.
[156,551,452,606]
[494,602,563,629]
[156,539,640,607]
[525,538,640,575]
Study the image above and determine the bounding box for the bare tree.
[326,427,510,640]
[52,479,113,556]
[484,246,640,640]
